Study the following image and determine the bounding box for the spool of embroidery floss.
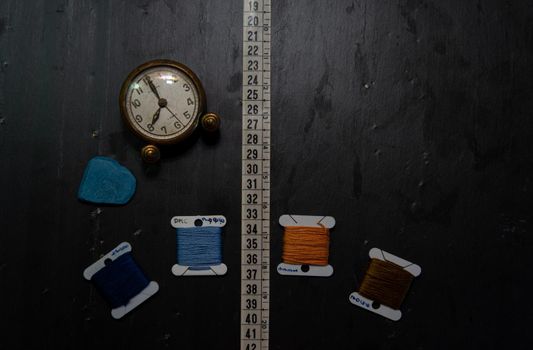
[349,248,421,321]
[277,215,335,277]
[83,242,159,319]
[170,215,228,276]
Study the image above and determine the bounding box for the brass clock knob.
[201,112,221,132]
[141,145,161,163]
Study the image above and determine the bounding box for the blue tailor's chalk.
[78,157,136,205]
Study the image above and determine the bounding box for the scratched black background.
[1,0,532,349]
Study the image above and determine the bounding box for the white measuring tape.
[241,0,271,349]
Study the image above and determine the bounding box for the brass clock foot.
[141,144,161,163]
[201,112,221,132]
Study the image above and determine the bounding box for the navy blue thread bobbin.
[91,253,150,308]
[176,226,223,270]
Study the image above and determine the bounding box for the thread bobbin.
[170,215,228,276]
[83,242,159,319]
[277,215,335,277]
[349,248,421,321]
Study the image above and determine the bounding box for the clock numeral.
[160,126,167,134]
[174,121,183,130]
[132,99,141,108]
[135,115,143,123]
[135,87,143,95]
[187,97,194,106]
[183,83,191,92]
[147,123,154,132]
[183,111,191,119]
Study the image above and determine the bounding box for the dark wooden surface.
[1,0,532,349]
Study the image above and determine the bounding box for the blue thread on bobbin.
[91,253,150,308]
[176,227,223,270]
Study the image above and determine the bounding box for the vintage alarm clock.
[119,59,220,163]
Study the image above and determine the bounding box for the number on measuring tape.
[241,0,271,349]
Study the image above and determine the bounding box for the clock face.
[121,61,205,144]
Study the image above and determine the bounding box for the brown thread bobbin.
[358,258,414,309]
[282,226,330,266]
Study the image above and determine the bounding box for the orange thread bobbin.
[282,226,330,266]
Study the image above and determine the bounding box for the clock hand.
[151,108,161,125]
[164,106,178,120]
[145,75,161,100]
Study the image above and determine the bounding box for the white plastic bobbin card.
[83,242,159,319]
[277,215,336,277]
[349,248,422,321]
[170,215,227,276]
